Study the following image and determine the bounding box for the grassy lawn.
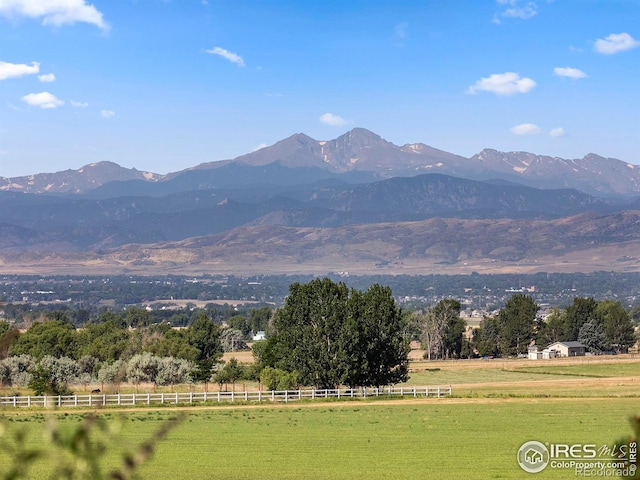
[1,398,638,479]
[511,361,640,378]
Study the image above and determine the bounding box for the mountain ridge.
[1,128,639,276]
[2,128,638,197]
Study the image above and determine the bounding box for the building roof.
[547,341,586,348]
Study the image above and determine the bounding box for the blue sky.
[0,0,639,178]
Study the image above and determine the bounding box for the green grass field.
[1,399,638,479]
[1,358,639,479]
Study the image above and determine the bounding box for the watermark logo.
[517,441,550,473]
[517,440,637,476]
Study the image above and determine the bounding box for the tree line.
[1,287,637,395]
[473,294,637,357]
[0,279,412,393]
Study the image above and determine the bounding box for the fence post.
[437,387,440,398]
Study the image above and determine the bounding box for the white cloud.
[0,0,109,30]
[549,127,565,137]
[0,60,39,80]
[70,100,88,107]
[553,67,586,80]
[494,0,537,23]
[100,109,115,118]
[510,123,541,135]
[467,72,536,95]
[594,32,640,54]
[21,91,63,109]
[503,4,537,20]
[319,113,349,126]
[38,72,56,82]
[206,46,245,67]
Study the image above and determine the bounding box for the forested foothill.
[0,277,638,396]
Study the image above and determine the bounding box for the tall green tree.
[496,294,539,356]
[270,278,349,389]
[187,312,223,387]
[473,316,500,357]
[565,297,598,341]
[443,316,466,359]
[267,278,409,389]
[188,312,223,363]
[342,284,409,388]
[578,319,609,354]
[596,300,636,352]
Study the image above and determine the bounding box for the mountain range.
[0,128,638,276]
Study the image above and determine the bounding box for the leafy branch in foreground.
[0,420,43,480]
[0,413,185,480]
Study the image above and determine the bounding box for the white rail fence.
[0,385,452,409]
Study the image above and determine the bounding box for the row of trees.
[0,309,231,364]
[474,295,637,357]
[2,287,636,394]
